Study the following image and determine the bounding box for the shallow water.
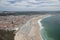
[41,15,60,40]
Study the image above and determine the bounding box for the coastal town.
[0,12,53,40]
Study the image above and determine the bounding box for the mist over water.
[40,15,60,40]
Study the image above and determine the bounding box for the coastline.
[15,14,53,40]
[38,15,52,40]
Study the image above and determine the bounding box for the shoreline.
[38,15,52,40]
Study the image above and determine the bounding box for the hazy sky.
[0,0,60,11]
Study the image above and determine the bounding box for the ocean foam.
[38,15,52,30]
[38,15,52,40]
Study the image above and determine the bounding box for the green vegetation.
[0,30,15,40]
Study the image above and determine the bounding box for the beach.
[14,14,52,40]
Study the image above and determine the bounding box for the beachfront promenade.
[15,14,51,40]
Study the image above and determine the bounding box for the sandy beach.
[14,14,52,40]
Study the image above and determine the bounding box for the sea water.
[40,15,60,40]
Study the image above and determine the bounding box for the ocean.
[40,15,60,40]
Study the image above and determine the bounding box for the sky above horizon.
[0,0,60,11]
